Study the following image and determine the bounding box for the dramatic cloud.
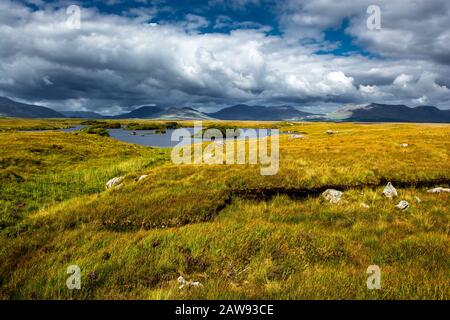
[0,0,449,114]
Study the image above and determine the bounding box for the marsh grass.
[0,118,79,131]
[0,119,448,299]
[0,130,169,228]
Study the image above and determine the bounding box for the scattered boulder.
[105,176,124,189]
[427,187,450,193]
[383,182,398,198]
[289,134,306,140]
[322,189,343,204]
[395,200,409,210]
[138,174,148,182]
[177,276,203,289]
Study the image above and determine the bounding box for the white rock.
[360,202,370,209]
[326,130,335,135]
[138,174,148,182]
[427,187,450,193]
[395,200,409,210]
[177,276,203,289]
[383,182,398,198]
[400,143,409,147]
[322,189,343,204]
[105,176,124,189]
[177,276,186,288]
[289,134,306,140]
[189,281,202,287]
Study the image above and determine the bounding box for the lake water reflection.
[61,126,272,148]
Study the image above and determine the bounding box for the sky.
[0,0,449,115]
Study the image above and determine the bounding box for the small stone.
[322,189,343,204]
[427,187,450,193]
[289,134,306,140]
[400,143,409,147]
[177,276,186,289]
[326,130,335,135]
[138,174,148,182]
[383,182,398,198]
[395,200,409,210]
[105,176,124,189]
[360,202,370,209]
[177,276,202,289]
[190,281,202,287]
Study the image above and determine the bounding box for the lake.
[61,126,273,148]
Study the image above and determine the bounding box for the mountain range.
[1,96,449,123]
[111,106,214,120]
[0,97,65,118]
[62,111,105,118]
[205,104,314,121]
[325,103,450,123]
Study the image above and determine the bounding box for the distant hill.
[327,103,450,123]
[113,106,214,120]
[113,106,165,119]
[2,96,449,122]
[61,111,105,118]
[207,104,315,121]
[157,107,215,120]
[0,97,65,118]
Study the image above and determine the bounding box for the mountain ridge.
[1,97,449,122]
[62,111,105,118]
[0,97,65,118]
[327,103,450,123]
[206,104,315,121]
[112,106,214,120]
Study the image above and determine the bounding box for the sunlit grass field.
[0,118,448,299]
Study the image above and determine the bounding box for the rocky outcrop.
[138,175,148,182]
[383,182,398,198]
[177,276,203,289]
[322,189,343,204]
[105,176,124,189]
[395,200,409,210]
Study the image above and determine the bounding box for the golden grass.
[0,119,448,299]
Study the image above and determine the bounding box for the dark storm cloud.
[0,0,449,114]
